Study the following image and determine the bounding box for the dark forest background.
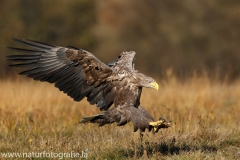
[1,0,240,80]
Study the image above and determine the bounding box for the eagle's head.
[133,72,159,90]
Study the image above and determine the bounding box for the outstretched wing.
[7,39,116,110]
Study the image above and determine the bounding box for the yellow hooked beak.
[150,82,159,90]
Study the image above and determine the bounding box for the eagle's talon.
[149,119,171,133]
[149,120,164,127]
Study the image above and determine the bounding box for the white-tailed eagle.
[7,39,170,133]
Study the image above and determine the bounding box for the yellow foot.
[149,117,171,133]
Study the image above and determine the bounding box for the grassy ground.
[0,75,240,159]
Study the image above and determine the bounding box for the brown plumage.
[7,39,169,133]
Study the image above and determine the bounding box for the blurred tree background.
[1,0,240,80]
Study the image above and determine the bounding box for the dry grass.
[0,74,240,159]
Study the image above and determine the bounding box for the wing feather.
[7,39,116,110]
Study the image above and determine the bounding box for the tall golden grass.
[0,74,240,159]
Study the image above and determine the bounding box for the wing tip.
[12,38,22,43]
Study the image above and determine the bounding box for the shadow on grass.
[107,140,218,159]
